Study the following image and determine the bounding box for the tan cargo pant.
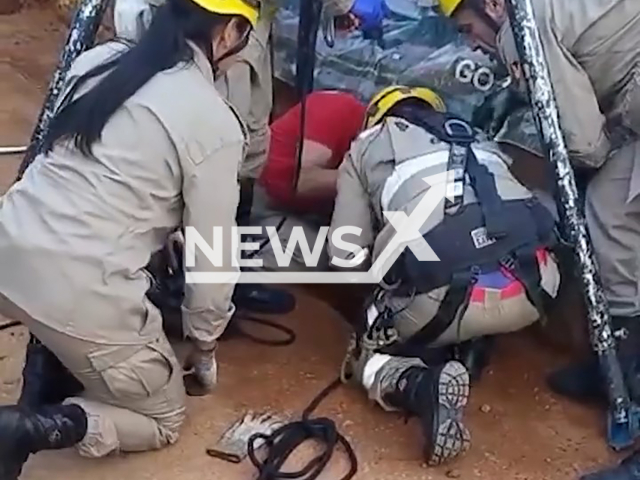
[249,185,331,271]
[0,294,186,458]
[586,139,640,318]
[348,250,560,405]
[390,287,540,348]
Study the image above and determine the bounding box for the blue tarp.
[271,0,512,123]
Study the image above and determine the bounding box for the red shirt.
[259,91,366,212]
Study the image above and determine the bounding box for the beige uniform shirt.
[329,117,530,268]
[497,0,640,169]
[116,0,355,179]
[0,41,247,348]
[215,5,275,179]
[214,0,356,179]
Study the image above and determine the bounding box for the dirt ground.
[0,4,626,480]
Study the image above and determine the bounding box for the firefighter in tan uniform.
[437,1,640,477]
[0,0,259,477]
[329,85,560,466]
[114,0,368,184]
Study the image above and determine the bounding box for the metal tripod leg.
[291,0,321,188]
[12,0,109,407]
[505,0,640,450]
[16,0,110,181]
[295,0,322,100]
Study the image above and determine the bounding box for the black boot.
[410,337,494,385]
[18,336,84,409]
[454,336,495,384]
[0,403,87,480]
[384,361,471,466]
[580,450,640,479]
[546,355,605,405]
[547,316,640,405]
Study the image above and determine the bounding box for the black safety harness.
[365,113,557,355]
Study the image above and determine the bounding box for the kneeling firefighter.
[329,86,561,465]
[0,0,261,477]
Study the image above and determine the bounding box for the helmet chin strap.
[210,30,251,76]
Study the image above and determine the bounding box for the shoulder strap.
[465,148,508,239]
[500,245,553,318]
[443,119,473,215]
[438,118,508,239]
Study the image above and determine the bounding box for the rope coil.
[247,378,358,480]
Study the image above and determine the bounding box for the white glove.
[114,0,155,42]
[207,412,288,463]
[166,229,185,273]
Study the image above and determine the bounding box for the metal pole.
[295,0,322,99]
[293,0,322,187]
[16,0,110,181]
[504,0,640,450]
[12,0,110,388]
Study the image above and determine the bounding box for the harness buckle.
[363,303,401,352]
[340,333,358,383]
[499,254,517,273]
[444,119,474,143]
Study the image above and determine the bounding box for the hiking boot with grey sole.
[386,360,471,465]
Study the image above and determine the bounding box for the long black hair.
[42,0,250,157]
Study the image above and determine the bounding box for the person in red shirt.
[261,90,366,212]
[250,90,366,271]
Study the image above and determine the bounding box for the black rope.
[0,320,20,331]
[247,378,358,480]
[232,313,296,346]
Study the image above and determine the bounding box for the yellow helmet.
[438,0,464,17]
[191,0,259,27]
[364,85,447,129]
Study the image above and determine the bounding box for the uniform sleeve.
[113,0,158,41]
[498,19,610,169]
[181,140,243,350]
[328,151,375,270]
[322,0,355,16]
[214,61,252,124]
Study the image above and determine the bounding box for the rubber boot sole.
[427,360,471,466]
